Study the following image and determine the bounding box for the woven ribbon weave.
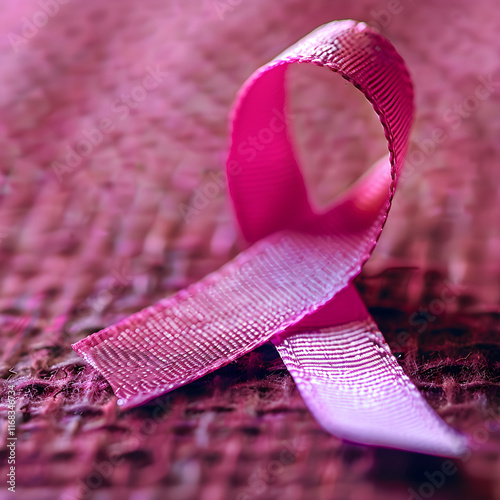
[72,20,468,457]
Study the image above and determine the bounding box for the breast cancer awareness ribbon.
[73,20,468,457]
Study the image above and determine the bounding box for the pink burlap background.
[1,0,500,499]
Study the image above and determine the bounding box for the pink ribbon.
[73,20,467,457]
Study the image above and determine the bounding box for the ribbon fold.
[73,20,467,457]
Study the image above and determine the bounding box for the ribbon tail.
[274,284,468,457]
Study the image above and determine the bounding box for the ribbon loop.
[228,20,412,243]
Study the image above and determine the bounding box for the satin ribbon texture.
[73,20,468,457]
